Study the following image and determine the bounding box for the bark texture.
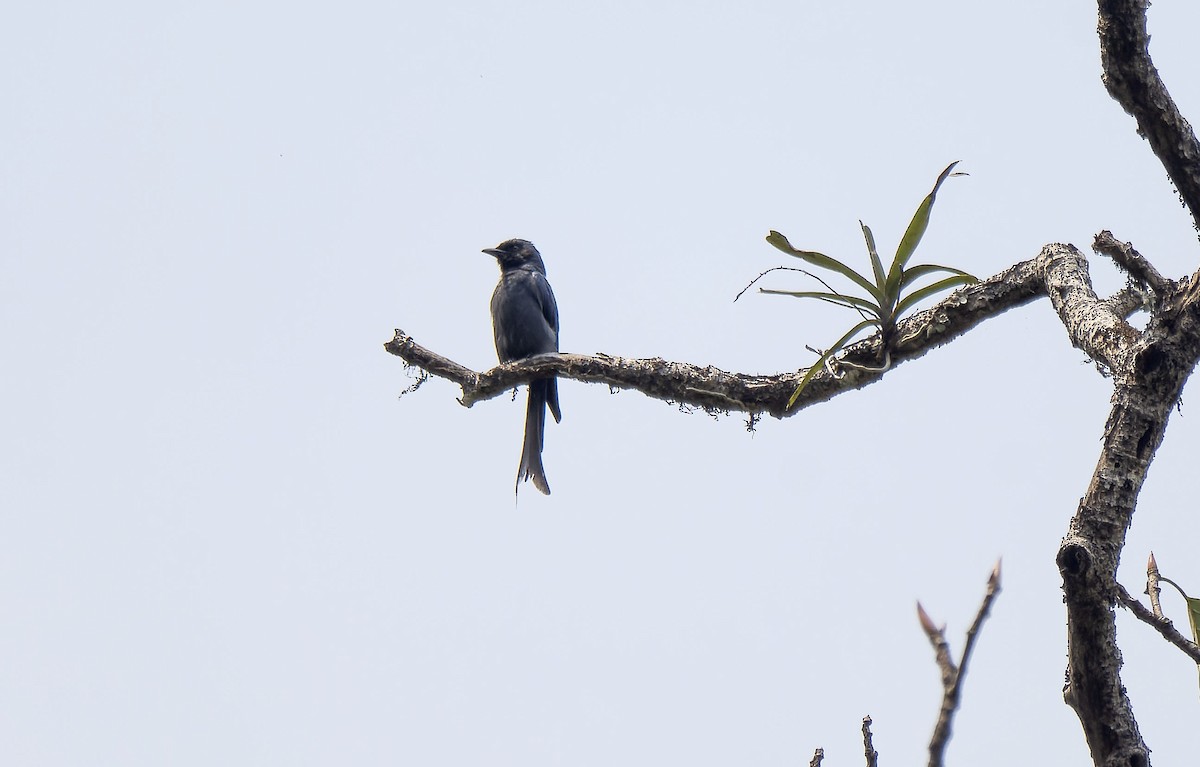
[1098,0,1200,234]
[1057,2,1200,763]
[1058,285,1200,766]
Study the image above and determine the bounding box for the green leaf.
[758,289,883,316]
[1178,593,1200,693]
[1186,595,1200,645]
[767,231,887,305]
[885,161,962,297]
[894,274,977,316]
[897,263,978,292]
[1185,595,1200,694]
[860,221,887,288]
[787,318,879,409]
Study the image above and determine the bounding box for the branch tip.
[1092,231,1170,297]
[917,602,938,636]
[861,715,879,767]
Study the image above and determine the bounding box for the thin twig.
[917,602,956,687]
[861,716,879,767]
[1116,583,1200,663]
[920,561,1002,767]
[954,561,1002,695]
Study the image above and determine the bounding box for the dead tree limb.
[388,245,1143,418]
[1098,0,1200,234]
[917,563,1002,767]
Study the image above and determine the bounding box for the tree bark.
[1098,0,1200,233]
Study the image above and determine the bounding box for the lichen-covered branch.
[1042,243,1140,372]
[1094,230,1169,297]
[1098,0,1200,232]
[1058,275,1200,765]
[388,245,1136,418]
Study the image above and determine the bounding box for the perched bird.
[484,238,561,495]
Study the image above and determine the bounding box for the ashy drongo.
[484,239,561,495]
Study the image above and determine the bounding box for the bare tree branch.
[918,563,1002,767]
[917,603,955,687]
[1101,282,1153,319]
[1098,0,1200,232]
[1093,231,1170,298]
[1042,244,1140,371]
[1043,7,1200,760]
[958,562,1003,690]
[388,245,1145,418]
[386,333,480,391]
[861,716,879,767]
[1116,583,1200,663]
[1058,277,1200,764]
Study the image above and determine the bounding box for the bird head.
[483,239,544,271]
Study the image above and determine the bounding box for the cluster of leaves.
[754,162,977,407]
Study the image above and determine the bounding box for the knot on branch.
[1057,539,1093,580]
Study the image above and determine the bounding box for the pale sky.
[3,2,1199,765]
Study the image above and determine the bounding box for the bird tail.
[517,378,553,495]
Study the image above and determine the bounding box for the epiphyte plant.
[752,162,977,407]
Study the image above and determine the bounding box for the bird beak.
[482,248,502,258]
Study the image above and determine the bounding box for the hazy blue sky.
[3,2,1199,765]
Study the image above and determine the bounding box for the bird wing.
[532,271,561,423]
[533,271,559,342]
